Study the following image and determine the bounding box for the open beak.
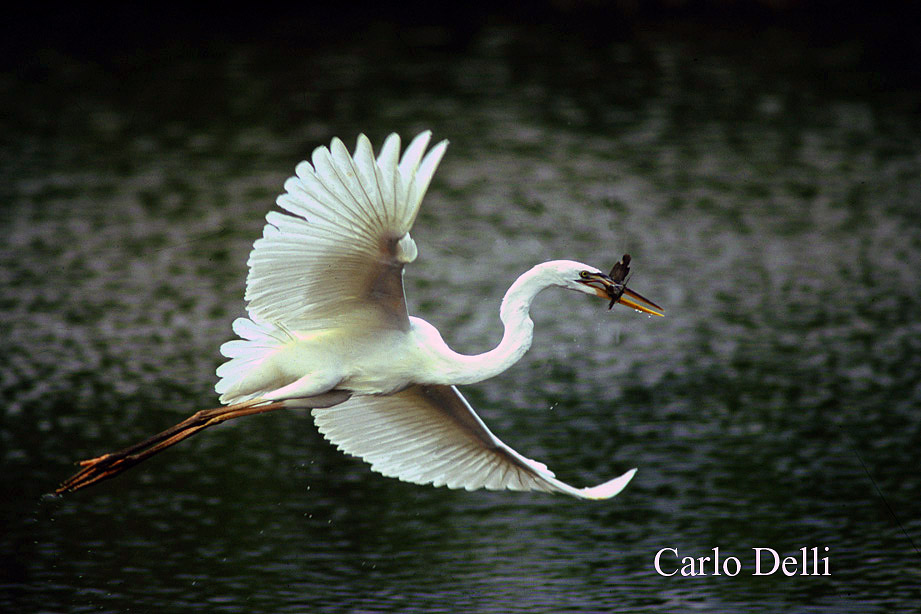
[579,273,665,317]
[615,286,664,317]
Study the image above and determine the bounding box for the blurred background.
[2,2,919,612]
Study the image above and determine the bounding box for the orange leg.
[56,398,287,494]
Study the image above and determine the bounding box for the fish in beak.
[578,254,664,317]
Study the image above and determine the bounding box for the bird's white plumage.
[312,384,636,500]
[215,316,295,402]
[215,131,638,500]
[244,132,446,330]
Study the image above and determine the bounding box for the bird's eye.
[579,271,591,279]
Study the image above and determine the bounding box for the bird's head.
[561,256,664,317]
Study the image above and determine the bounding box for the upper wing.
[245,132,448,331]
[311,384,636,500]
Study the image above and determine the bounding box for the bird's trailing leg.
[56,398,289,494]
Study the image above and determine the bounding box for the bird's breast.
[332,327,424,395]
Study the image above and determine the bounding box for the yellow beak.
[580,273,665,317]
[616,287,665,317]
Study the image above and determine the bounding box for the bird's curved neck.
[434,263,559,385]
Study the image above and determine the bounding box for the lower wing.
[310,384,636,500]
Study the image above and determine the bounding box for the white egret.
[58,131,663,499]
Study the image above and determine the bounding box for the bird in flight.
[58,132,663,499]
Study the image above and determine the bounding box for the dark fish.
[606,254,631,309]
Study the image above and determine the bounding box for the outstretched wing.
[311,384,636,500]
[245,132,448,331]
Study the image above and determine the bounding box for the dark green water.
[2,20,920,613]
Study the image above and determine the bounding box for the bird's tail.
[215,317,293,404]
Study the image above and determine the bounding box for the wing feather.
[410,141,448,223]
[337,143,388,236]
[311,384,636,500]
[244,132,448,330]
[352,134,385,222]
[397,132,430,211]
[375,133,400,224]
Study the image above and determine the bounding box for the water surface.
[2,18,920,613]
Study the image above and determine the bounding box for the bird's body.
[216,258,592,402]
[58,131,663,500]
